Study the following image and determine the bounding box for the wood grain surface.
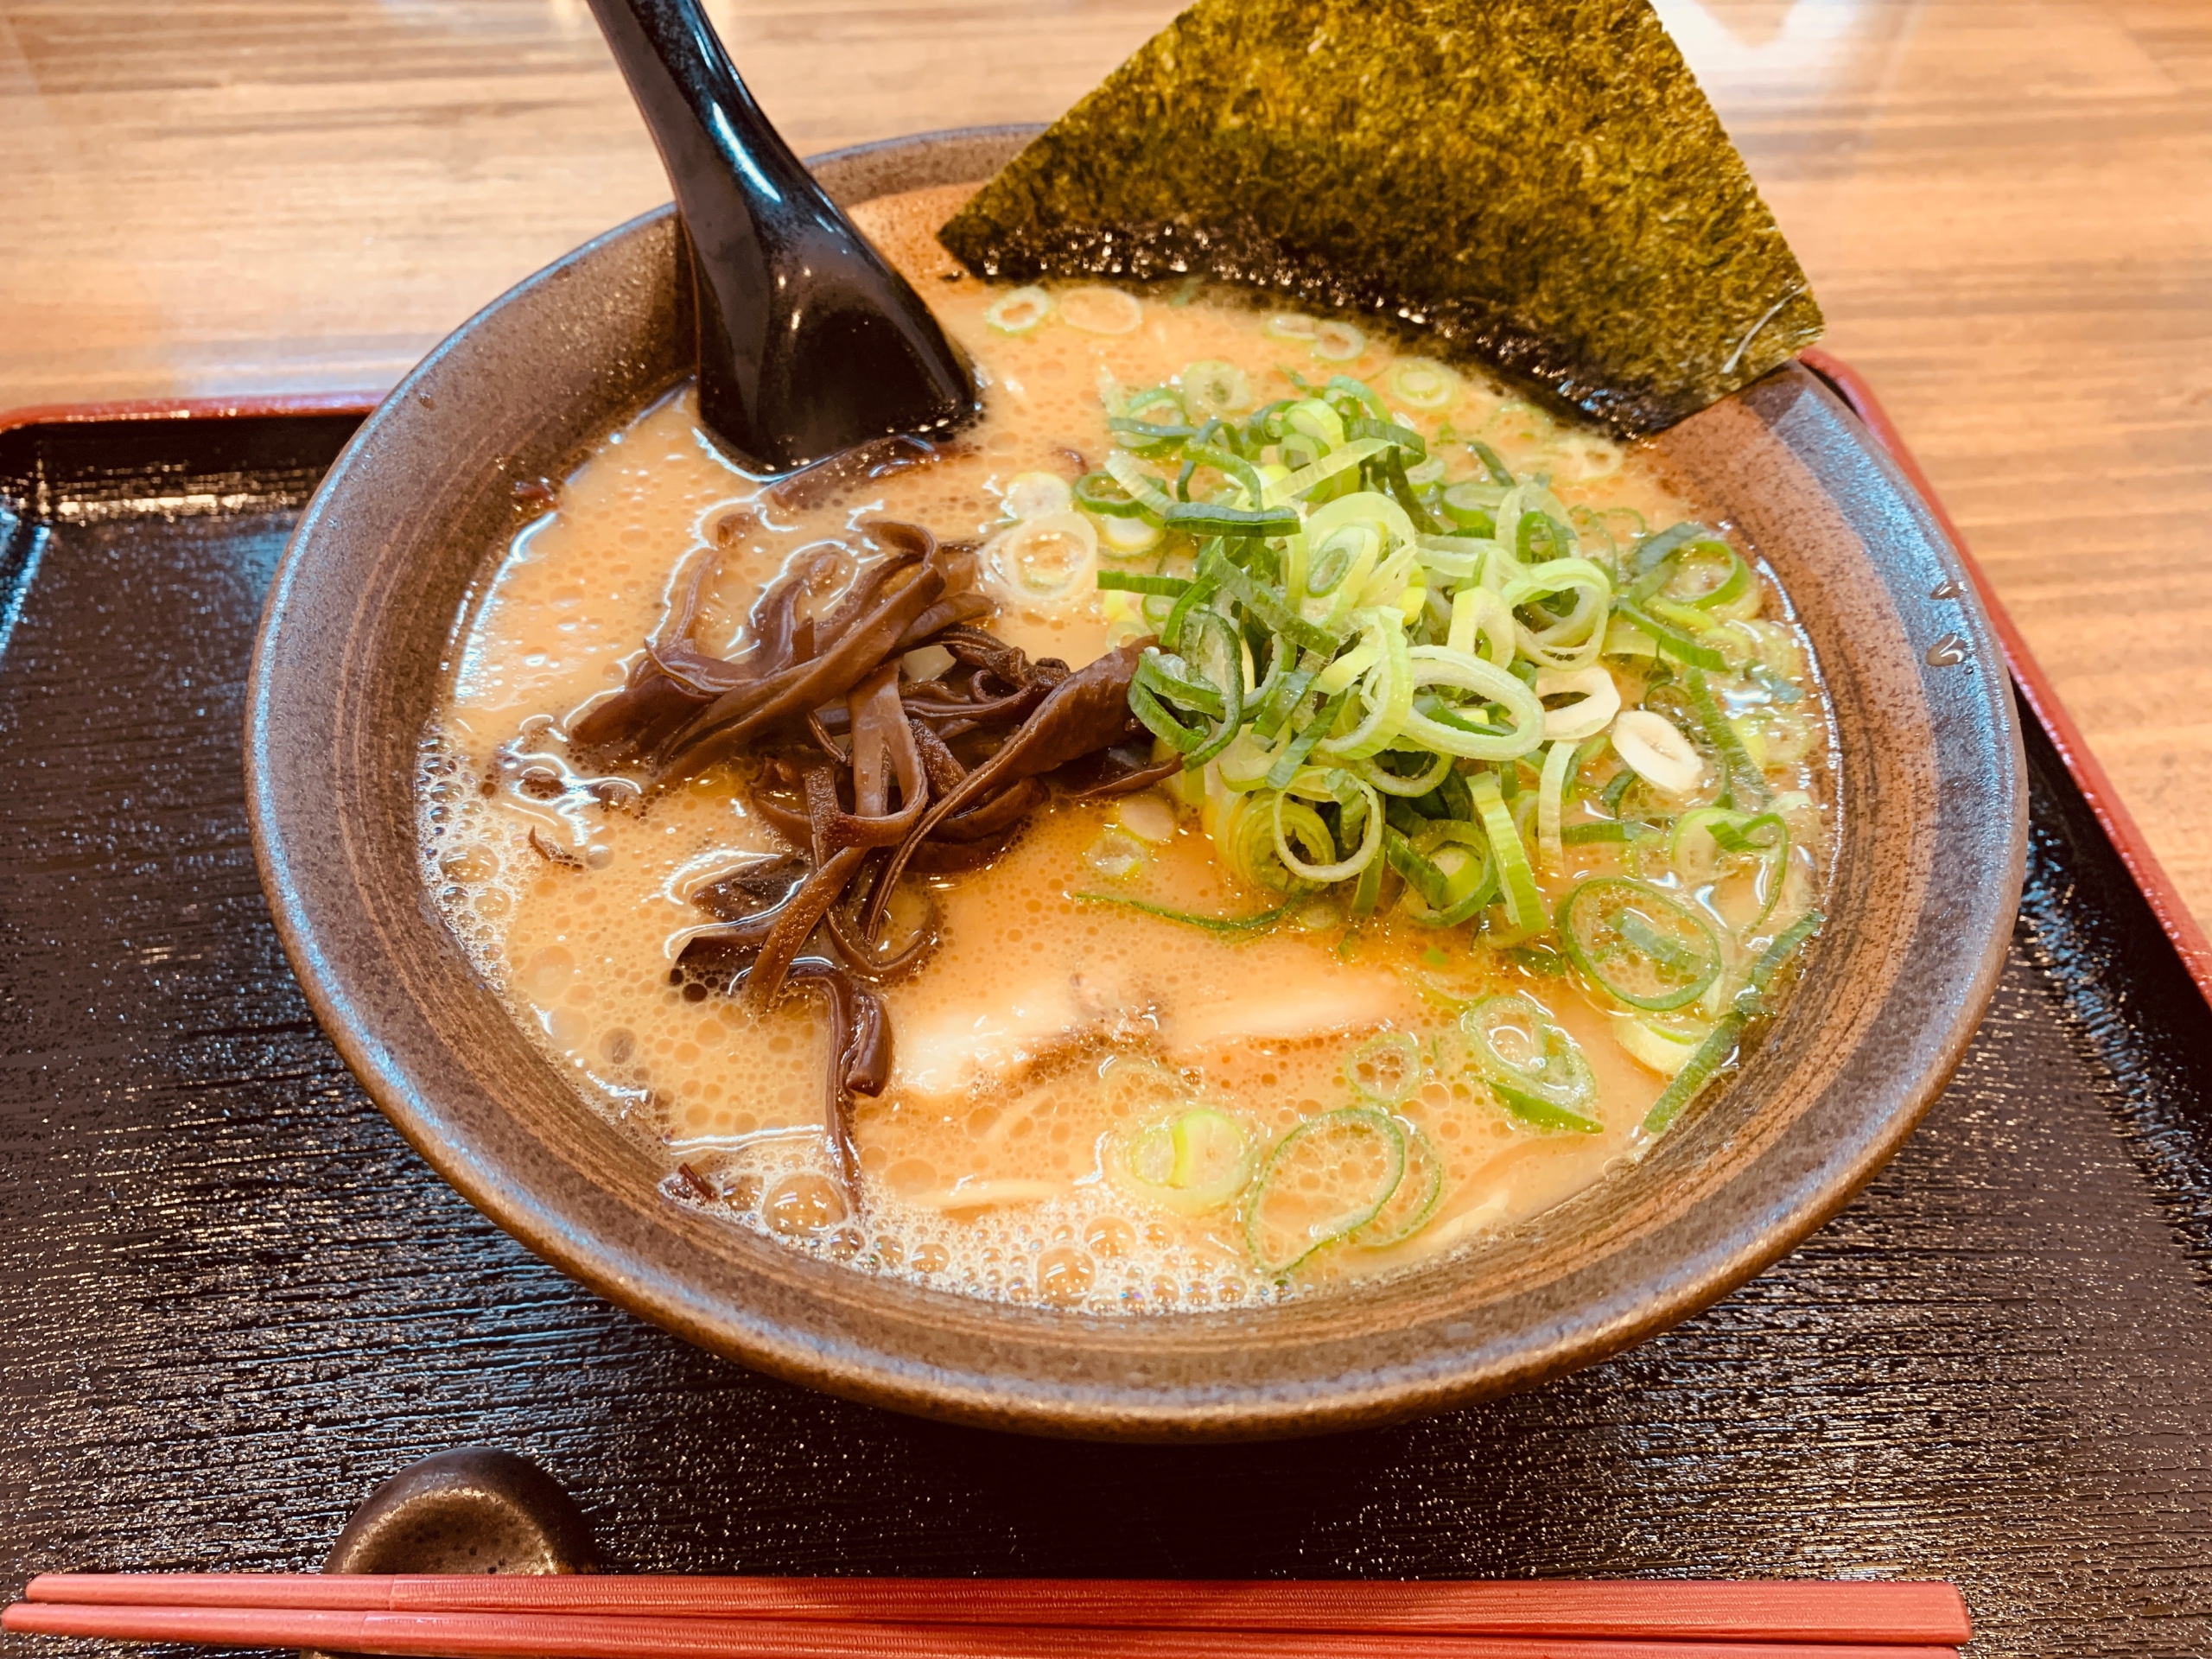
[3,0,2208,926]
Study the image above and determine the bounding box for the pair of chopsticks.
[3,1575,1973,1659]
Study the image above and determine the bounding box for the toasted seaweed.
[938,0,1821,433]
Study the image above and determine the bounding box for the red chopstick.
[0,1603,1961,1659]
[16,1576,1971,1646]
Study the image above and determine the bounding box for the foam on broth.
[416,184,1831,1313]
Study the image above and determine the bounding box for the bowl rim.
[247,125,2026,1440]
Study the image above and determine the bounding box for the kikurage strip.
[868,638,1152,931]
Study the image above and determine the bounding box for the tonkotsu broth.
[417,184,1832,1313]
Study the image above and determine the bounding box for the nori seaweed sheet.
[938,0,1821,433]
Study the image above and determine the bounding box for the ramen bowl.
[246,126,2024,1440]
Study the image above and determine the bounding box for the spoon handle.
[586,0,976,471]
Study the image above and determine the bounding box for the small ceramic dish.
[247,126,2024,1441]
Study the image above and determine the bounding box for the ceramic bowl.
[247,125,2024,1440]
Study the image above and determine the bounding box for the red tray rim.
[5,366,2208,1016]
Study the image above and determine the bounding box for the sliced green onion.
[983,285,1052,334]
[1681,667,1770,810]
[1124,385,1187,420]
[1748,661,1803,704]
[1612,1010,1712,1077]
[1313,638,1379,697]
[1750,909,1823,992]
[1128,682,1208,752]
[1380,447,1444,536]
[1344,1030,1423,1104]
[1326,375,1390,420]
[1557,877,1723,1013]
[1158,567,1221,653]
[1109,415,1198,458]
[1182,358,1253,416]
[1535,664,1622,742]
[1673,541,1752,610]
[1446,584,1516,667]
[1501,557,1612,671]
[1611,709,1706,796]
[1214,556,1344,658]
[1357,748,1454,798]
[1179,608,1249,766]
[1096,571,1191,598]
[1394,829,1496,927]
[1076,350,1827,1122]
[1617,908,1708,976]
[1084,830,1147,880]
[1131,648,1220,752]
[1075,469,1150,519]
[1249,663,1316,741]
[1640,908,1821,1139]
[1164,499,1300,538]
[1356,1120,1446,1247]
[1670,805,1787,886]
[1185,440,1269,506]
[1612,600,1728,671]
[1002,471,1073,520]
[1554,431,1624,482]
[1315,613,1413,762]
[1245,1106,1406,1276]
[1401,646,1546,762]
[1515,509,1573,564]
[1380,822,1445,893]
[1215,790,1327,894]
[1096,513,1160,559]
[1463,994,1600,1133]
[1350,842,1385,918]
[1638,1018,1741,1135]
[1467,441,1516,486]
[1560,819,1656,846]
[1537,738,1575,870]
[1630,520,1717,576]
[1102,449,1176,518]
[1074,893,1294,934]
[1440,480,1500,535]
[1388,357,1457,409]
[1136,647,1224,719]
[1312,321,1366,362]
[1263,437,1386,506]
[1274,769,1382,882]
[1060,285,1143,335]
[985,510,1097,607]
[1346,415,1427,459]
[1123,1109,1255,1214]
[1471,770,1542,931]
[1415,697,1510,739]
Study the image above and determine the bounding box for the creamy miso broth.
[416,184,1832,1313]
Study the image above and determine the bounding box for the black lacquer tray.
[2,387,2209,1659]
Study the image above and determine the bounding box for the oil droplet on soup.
[416,183,1833,1313]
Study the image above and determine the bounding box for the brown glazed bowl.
[247,126,2024,1440]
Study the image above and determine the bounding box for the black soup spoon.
[585,0,979,473]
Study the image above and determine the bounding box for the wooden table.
[5,0,2209,924]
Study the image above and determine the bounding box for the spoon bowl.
[584,0,976,470]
